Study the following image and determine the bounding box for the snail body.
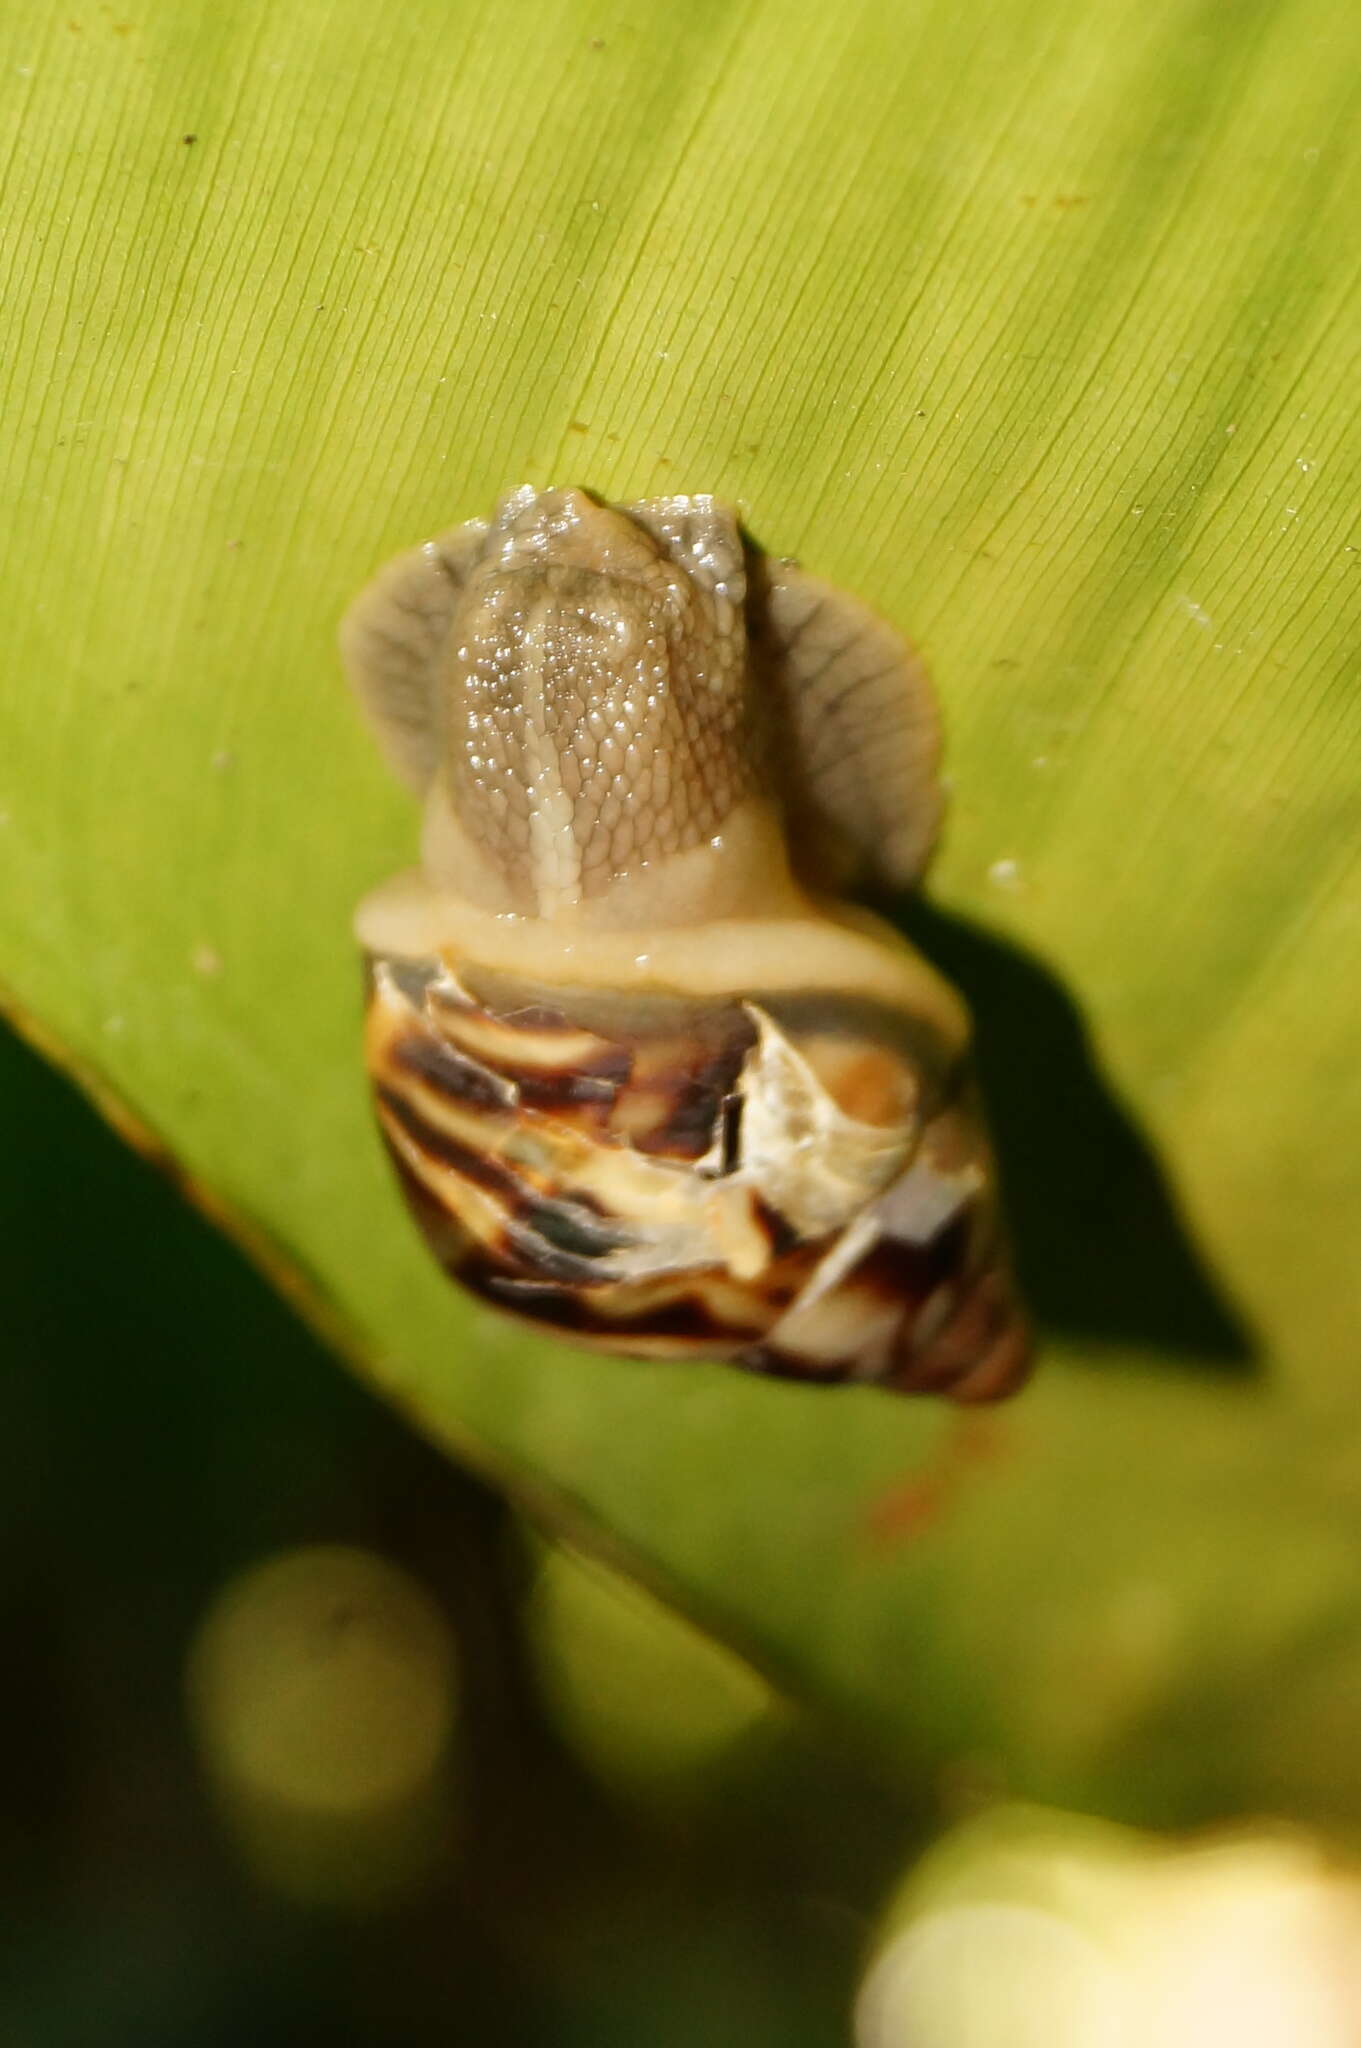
[342,486,1029,1398]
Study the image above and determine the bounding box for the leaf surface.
[3,0,1359,1819]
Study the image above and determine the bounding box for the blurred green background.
[0,1013,914,2043]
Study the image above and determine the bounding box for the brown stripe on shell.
[749,1191,801,1260]
[607,1029,753,1160]
[445,980,756,1162]
[888,1265,1032,1403]
[376,1081,636,1288]
[456,1239,822,1358]
[375,1083,526,1205]
[364,947,1027,1396]
[389,1029,516,1113]
[513,1067,621,1109]
[412,965,757,1163]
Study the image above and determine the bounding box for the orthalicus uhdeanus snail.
[341,487,1030,1400]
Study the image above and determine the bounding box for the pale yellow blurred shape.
[188,1543,457,1811]
[1126,1841,1361,2047]
[527,1539,782,1804]
[857,1809,1361,2048]
[185,1543,459,1902]
[855,1903,1124,2048]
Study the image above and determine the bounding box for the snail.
[341,486,1030,1400]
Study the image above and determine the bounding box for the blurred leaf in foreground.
[857,1806,1361,2048]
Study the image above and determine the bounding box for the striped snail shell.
[341,486,1030,1400]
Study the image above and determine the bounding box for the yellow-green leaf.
[3,0,1359,1822]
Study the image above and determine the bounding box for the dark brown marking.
[892,1266,1032,1401]
[750,1193,800,1260]
[376,1086,524,1204]
[456,1248,811,1351]
[514,1066,621,1109]
[526,1201,631,1262]
[389,1030,512,1113]
[483,1277,753,1343]
[492,1225,618,1289]
[630,1076,724,1158]
[378,1071,641,1289]
[623,1032,752,1159]
[716,1091,743,1175]
[463,1262,751,1346]
[856,1206,975,1310]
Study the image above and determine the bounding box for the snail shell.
[341,486,1029,1399]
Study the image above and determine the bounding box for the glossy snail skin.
[342,486,1030,1398]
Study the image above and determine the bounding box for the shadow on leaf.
[883,894,1255,1374]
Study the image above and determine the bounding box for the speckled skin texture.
[439,492,761,911]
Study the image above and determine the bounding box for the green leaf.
[3,0,1359,1823]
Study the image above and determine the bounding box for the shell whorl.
[364,952,1029,1399]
